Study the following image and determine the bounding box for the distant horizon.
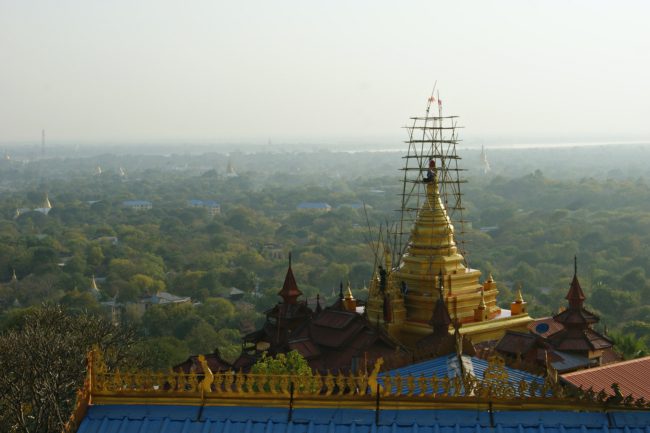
[3,136,650,159]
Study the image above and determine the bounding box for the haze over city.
[1,0,649,149]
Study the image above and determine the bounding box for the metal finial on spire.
[288,252,292,267]
[339,281,344,300]
[574,255,577,276]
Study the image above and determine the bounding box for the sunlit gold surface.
[70,350,650,413]
[367,175,532,347]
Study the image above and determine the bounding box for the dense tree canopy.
[1,147,650,372]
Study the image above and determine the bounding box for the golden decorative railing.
[84,351,650,410]
[63,351,650,433]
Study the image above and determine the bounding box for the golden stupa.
[366,107,531,347]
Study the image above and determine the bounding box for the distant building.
[480,145,491,174]
[225,159,238,178]
[296,202,332,212]
[16,193,53,217]
[122,200,152,211]
[261,243,284,260]
[338,202,368,210]
[137,291,191,314]
[188,199,221,216]
[93,236,119,246]
[229,287,245,301]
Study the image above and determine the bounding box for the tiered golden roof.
[367,172,532,346]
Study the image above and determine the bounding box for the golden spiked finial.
[510,282,528,315]
[343,281,357,312]
[345,281,354,300]
[516,283,524,303]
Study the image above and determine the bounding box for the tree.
[0,305,140,433]
[609,331,648,360]
[251,350,312,376]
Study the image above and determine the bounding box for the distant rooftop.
[122,200,152,206]
[297,202,331,210]
[188,199,220,207]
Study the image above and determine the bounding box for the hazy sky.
[1,0,649,146]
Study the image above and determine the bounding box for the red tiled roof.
[562,356,650,400]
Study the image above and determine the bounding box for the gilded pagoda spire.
[90,275,100,297]
[43,193,52,209]
[515,286,524,303]
[343,281,357,312]
[388,162,503,337]
[366,101,532,347]
[399,170,462,275]
[510,283,528,316]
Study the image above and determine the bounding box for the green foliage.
[251,350,312,377]
[0,305,140,433]
[1,148,650,378]
[137,336,190,370]
[609,331,649,360]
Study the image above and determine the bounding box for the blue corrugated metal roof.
[379,354,545,396]
[77,405,650,433]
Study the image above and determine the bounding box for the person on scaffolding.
[425,158,436,182]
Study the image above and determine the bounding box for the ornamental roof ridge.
[78,349,650,413]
